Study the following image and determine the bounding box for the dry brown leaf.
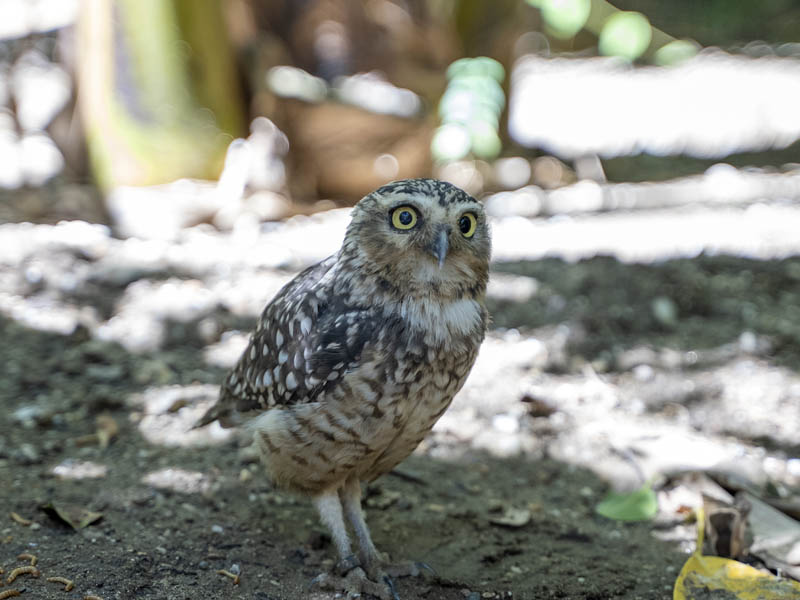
[40,502,103,530]
[96,413,119,449]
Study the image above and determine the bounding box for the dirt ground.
[1,205,799,600]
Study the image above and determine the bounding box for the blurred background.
[2,1,800,599]
[3,0,800,222]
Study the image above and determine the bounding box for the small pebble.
[17,443,41,464]
[651,296,678,327]
[632,364,655,381]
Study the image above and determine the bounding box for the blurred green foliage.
[433,57,505,162]
[526,0,698,64]
[653,39,701,67]
[598,11,652,61]
[530,0,592,39]
[79,0,244,190]
[612,0,800,47]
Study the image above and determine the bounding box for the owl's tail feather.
[191,399,239,430]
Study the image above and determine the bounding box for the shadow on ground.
[0,311,688,600]
[3,249,798,598]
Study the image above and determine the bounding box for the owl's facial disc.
[347,179,490,295]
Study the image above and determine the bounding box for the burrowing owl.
[198,178,490,599]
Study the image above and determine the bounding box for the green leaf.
[595,484,657,521]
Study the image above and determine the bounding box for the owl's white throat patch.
[395,295,482,344]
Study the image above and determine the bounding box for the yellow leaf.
[673,508,800,600]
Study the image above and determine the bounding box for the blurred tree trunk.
[77,0,245,190]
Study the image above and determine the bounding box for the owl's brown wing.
[196,255,382,428]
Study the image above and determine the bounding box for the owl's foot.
[311,566,399,600]
[381,559,436,578]
[336,554,361,575]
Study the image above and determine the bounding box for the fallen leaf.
[520,394,557,418]
[596,483,658,521]
[74,414,119,449]
[9,512,32,526]
[742,491,800,581]
[167,398,190,413]
[74,434,101,447]
[365,489,401,510]
[489,507,531,528]
[96,414,119,449]
[674,507,800,600]
[703,493,749,559]
[40,503,103,530]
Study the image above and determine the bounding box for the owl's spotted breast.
[247,295,483,494]
[356,338,480,483]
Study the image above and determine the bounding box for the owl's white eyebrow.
[387,199,422,211]
[461,207,482,215]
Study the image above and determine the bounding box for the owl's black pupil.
[399,211,413,225]
[459,216,471,233]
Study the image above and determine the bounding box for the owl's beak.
[432,227,449,269]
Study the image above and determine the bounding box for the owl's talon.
[383,575,401,600]
[382,559,435,579]
[308,572,326,590]
[310,567,397,600]
[336,554,361,576]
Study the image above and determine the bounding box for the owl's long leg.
[339,476,430,581]
[339,476,382,572]
[313,488,398,600]
[313,491,358,572]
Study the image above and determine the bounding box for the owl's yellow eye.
[458,212,477,238]
[391,206,418,230]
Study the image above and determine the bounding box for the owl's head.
[344,179,490,298]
